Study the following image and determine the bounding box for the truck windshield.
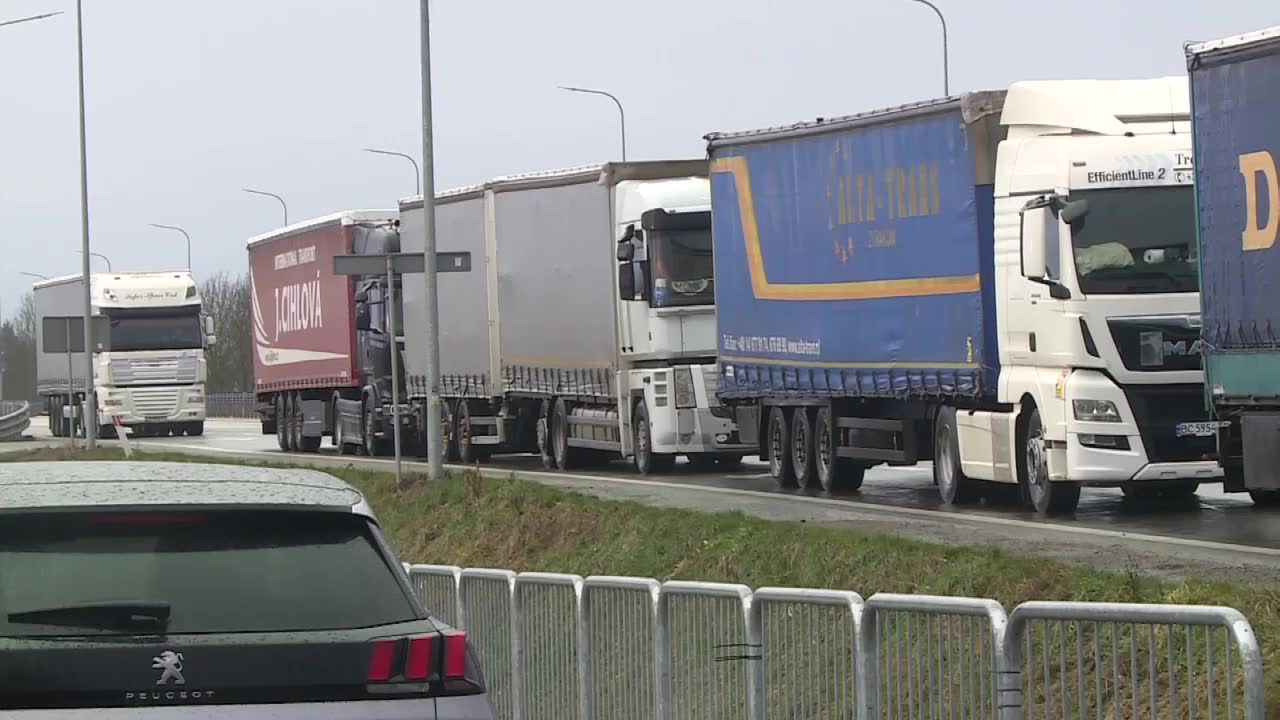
[649,226,714,308]
[1069,186,1198,295]
[105,311,203,352]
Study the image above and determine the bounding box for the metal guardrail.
[207,392,257,419]
[407,565,1267,720]
[0,400,31,441]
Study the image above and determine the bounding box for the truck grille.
[1121,384,1214,463]
[110,356,198,386]
[131,387,180,419]
[1108,317,1202,372]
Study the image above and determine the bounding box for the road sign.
[332,251,471,276]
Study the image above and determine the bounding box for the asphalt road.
[22,418,1280,586]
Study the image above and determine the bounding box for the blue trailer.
[1188,26,1280,505]
[707,93,1007,494]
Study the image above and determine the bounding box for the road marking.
[142,440,1280,559]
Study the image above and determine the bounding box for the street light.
[19,272,50,281]
[364,148,421,196]
[73,0,99,447]
[243,188,289,226]
[150,223,192,268]
[558,85,627,161]
[418,0,444,483]
[908,0,950,96]
[0,11,62,29]
[75,251,111,272]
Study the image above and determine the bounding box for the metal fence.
[0,400,31,441]
[207,391,256,419]
[407,565,1265,720]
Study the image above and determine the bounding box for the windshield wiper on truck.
[7,601,171,630]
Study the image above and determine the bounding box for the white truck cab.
[989,77,1219,507]
[611,173,753,470]
[35,271,214,438]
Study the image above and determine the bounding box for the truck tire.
[633,401,674,475]
[1019,405,1081,515]
[767,407,797,489]
[456,402,490,464]
[934,407,979,505]
[362,395,382,457]
[790,408,818,489]
[331,396,348,454]
[275,395,288,451]
[537,400,555,469]
[551,398,577,470]
[288,393,304,452]
[1248,490,1280,507]
[815,408,864,492]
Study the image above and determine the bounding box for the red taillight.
[405,636,435,682]
[367,639,398,683]
[444,632,468,680]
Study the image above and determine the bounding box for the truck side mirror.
[1019,198,1058,282]
[355,304,372,331]
[205,334,218,347]
[617,242,635,262]
[203,315,216,336]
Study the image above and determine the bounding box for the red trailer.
[247,210,402,453]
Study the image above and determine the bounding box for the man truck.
[247,210,413,455]
[34,271,214,438]
[708,78,1219,515]
[398,161,754,472]
[1187,26,1280,506]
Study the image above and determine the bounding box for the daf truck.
[34,271,214,438]
[1187,26,1280,506]
[398,161,754,472]
[708,78,1219,515]
[247,210,413,455]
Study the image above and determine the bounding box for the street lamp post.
[150,224,192,268]
[74,0,98,447]
[419,0,443,482]
[909,0,950,96]
[364,148,421,196]
[19,272,50,281]
[243,188,289,226]
[558,86,627,161]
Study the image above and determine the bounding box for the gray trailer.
[400,162,752,472]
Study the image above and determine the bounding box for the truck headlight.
[1073,399,1121,423]
[674,367,696,409]
[187,389,205,405]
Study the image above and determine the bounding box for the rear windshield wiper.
[7,601,171,630]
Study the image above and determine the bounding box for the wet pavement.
[26,418,1280,552]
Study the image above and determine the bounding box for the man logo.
[152,651,185,686]
[1164,339,1203,357]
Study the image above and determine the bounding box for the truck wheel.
[331,396,348,454]
[275,395,288,451]
[456,403,490,464]
[934,407,978,505]
[633,401,674,475]
[767,407,797,489]
[552,398,577,470]
[790,408,818,489]
[288,393,304,451]
[1248,490,1280,507]
[815,408,864,492]
[1019,405,1081,515]
[537,400,555,469]
[362,396,381,457]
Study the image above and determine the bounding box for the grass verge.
[4,446,1279,714]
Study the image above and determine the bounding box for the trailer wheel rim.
[793,417,809,478]
[816,412,832,488]
[1026,415,1050,510]
[769,413,785,476]
[937,422,956,503]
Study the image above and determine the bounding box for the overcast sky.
[1,0,1275,314]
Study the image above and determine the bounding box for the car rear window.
[0,510,419,637]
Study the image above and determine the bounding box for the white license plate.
[1175,421,1218,438]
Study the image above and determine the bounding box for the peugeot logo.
[152,651,185,685]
